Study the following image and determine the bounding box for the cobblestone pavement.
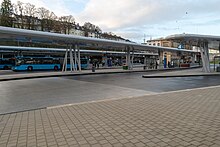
[0,86,220,147]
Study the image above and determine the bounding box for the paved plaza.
[0,85,220,147]
[2,70,220,114]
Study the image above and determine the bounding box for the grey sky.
[2,0,220,42]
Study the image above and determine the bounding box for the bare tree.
[37,7,49,19]
[66,15,74,34]
[95,26,102,33]
[84,22,99,37]
[59,15,74,34]
[59,15,75,34]
[13,1,24,28]
[95,26,102,38]
[84,22,92,37]
[24,3,36,29]
[47,11,57,32]
[37,7,49,31]
[24,3,35,16]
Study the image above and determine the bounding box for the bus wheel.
[54,66,58,71]
[3,66,8,70]
[27,66,33,71]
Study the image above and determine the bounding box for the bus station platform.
[0,84,220,147]
[0,66,204,82]
[143,68,220,78]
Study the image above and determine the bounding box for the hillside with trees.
[0,0,128,42]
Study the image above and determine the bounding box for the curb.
[142,73,220,78]
[0,107,46,116]
[0,66,201,82]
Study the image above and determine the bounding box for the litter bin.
[123,65,128,70]
[217,67,220,72]
[92,66,95,72]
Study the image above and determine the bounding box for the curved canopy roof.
[166,34,220,42]
[0,45,158,56]
[0,26,198,53]
[165,34,220,50]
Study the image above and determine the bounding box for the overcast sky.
[2,0,220,42]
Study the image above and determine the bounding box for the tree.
[95,26,102,38]
[37,7,49,31]
[84,22,100,37]
[84,22,93,37]
[24,3,36,29]
[13,1,24,28]
[65,15,75,34]
[59,16,69,34]
[47,11,57,32]
[0,0,13,27]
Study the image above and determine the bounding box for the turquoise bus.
[12,57,89,71]
[12,57,61,71]
[65,58,89,70]
[0,58,15,70]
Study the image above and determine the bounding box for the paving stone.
[0,86,220,146]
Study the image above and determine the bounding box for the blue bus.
[0,58,15,70]
[12,57,61,71]
[65,58,89,70]
[12,57,89,71]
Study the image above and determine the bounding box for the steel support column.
[131,47,134,70]
[200,42,211,72]
[159,50,163,69]
[74,44,81,71]
[77,46,81,72]
[74,45,77,71]
[126,46,131,69]
[69,45,75,72]
[144,56,147,70]
[62,48,68,72]
[191,53,196,65]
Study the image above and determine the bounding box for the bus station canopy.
[0,26,198,53]
[0,45,158,56]
[165,33,220,49]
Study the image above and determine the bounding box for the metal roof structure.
[0,26,198,53]
[166,34,220,42]
[165,34,220,49]
[0,46,158,56]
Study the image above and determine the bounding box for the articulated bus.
[12,56,89,71]
[0,58,15,70]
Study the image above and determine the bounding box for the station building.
[143,38,201,68]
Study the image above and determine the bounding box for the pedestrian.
[102,60,105,67]
[171,61,174,68]
[97,61,99,68]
